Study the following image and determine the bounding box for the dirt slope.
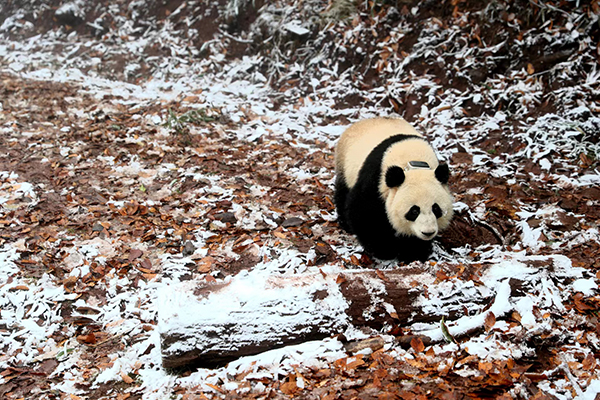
[0,0,599,399]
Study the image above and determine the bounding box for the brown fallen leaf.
[136,265,153,274]
[436,269,450,282]
[346,356,365,370]
[196,257,214,273]
[568,361,580,370]
[478,361,494,373]
[280,376,299,395]
[582,352,597,371]
[8,285,29,291]
[128,249,143,261]
[140,258,152,270]
[573,293,597,313]
[120,372,134,384]
[511,311,522,322]
[273,231,287,239]
[484,311,496,332]
[411,337,425,353]
[334,357,347,370]
[376,270,389,282]
[36,359,59,376]
[77,332,97,345]
[530,391,557,400]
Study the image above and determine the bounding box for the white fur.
[336,117,453,241]
[335,117,421,188]
[385,170,454,240]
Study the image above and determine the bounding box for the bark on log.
[159,253,588,370]
[159,264,490,369]
[158,267,349,370]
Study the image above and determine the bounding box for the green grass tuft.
[163,108,216,134]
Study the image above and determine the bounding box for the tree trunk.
[159,253,585,370]
[159,264,490,369]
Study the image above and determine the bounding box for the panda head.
[382,163,453,241]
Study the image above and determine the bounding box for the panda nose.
[422,231,436,238]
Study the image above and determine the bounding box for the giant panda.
[334,117,453,262]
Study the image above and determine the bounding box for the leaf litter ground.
[0,0,600,399]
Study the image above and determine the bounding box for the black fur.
[385,166,405,188]
[335,134,433,262]
[405,205,420,222]
[432,203,443,219]
[334,174,352,233]
[435,163,450,184]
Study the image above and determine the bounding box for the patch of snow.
[283,21,310,36]
[580,380,600,400]
[413,253,589,348]
[572,279,597,296]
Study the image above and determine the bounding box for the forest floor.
[0,0,600,399]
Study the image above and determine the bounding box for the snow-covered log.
[159,253,595,370]
[158,267,349,369]
[158,263,488,369]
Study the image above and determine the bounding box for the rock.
[214,212,237,223]
[281,217,304,228]
[182,241,196,256]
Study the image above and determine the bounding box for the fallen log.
[158,267,349,369]
[158,253,593,370]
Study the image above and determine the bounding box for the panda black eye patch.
[432,203,443,218]
[405,205,420,221]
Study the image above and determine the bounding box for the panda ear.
[385,166,405,188]
[435,163,450,184]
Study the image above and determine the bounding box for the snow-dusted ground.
[1,0,599,398]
